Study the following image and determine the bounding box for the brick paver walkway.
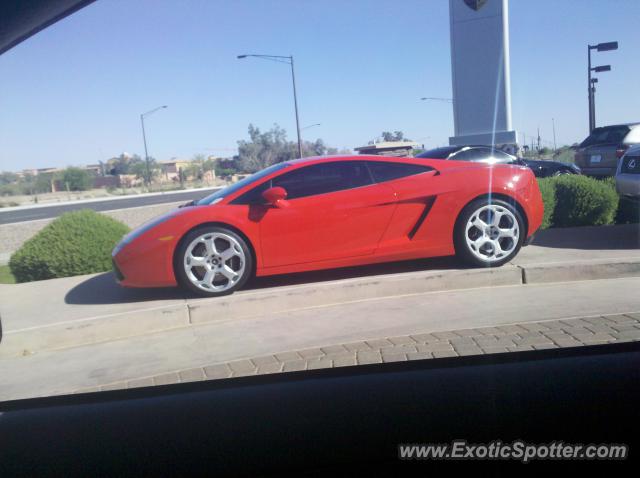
[78,311,640,394]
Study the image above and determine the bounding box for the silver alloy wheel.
[183,232,246,293]
[464,204,519,263]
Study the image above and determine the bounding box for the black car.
[416,145,581,178]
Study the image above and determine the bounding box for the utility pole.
[552,118,557,152]
[140,105,168,187]
[537,127,541,152]
[237,54,303,158]
[587,41,618,133]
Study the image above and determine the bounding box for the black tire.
[174,225,253,297]
[454,198,525,268]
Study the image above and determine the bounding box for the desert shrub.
[551,175,618,227]
[536,178,556,229]
[9,210,129,282]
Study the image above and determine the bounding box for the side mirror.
[262,186,290,208]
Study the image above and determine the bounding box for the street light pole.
[587,41,618,133]
[290,56,303,159]
[301,123,321,131]
[140,114,150,185]
[587,45,593,133]
[140,105,167,186]
[237,54,303,158]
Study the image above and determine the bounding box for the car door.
[252,161,397,268]
[366,160,440,248]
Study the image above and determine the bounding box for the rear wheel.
[454,198,524,267]
[175,226,253,297]
[553,170,571,176]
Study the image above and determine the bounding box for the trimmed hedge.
[9,210,129,283]
[537,178,556,229]
[537,175,619,229]
[552,175,618,227]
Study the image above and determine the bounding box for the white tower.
[449,0,517,146]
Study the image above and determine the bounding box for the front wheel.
[454,198,524,268]
[552,170,572,176]
[174,226,253,297]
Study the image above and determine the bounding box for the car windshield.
[196,162,290,205]
[579,125,630,147]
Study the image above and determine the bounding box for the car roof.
[286,154,424,166]
[593,123,640,129]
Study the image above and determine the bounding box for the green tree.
[301,138,339,157]
[236,124,296,173]
[381,131,409,142]
[129,157,159,183]
[0,172,19,185]
[34,173,54,193]
[106,153,143,175]
[59,167,92,191]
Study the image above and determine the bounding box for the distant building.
[159,159,192,181]
[84,164,103,176]
[354,141,419,157]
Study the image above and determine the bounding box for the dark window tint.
[197,162,289,205]
[491,149,516,161]
[451,148,491,161]
[367,161,433,183]
[451,148,514,164]
[415,147,459,159]
[232,161,373,203]
[580,126,631,148]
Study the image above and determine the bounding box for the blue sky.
[1,0,639,170]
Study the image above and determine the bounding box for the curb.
[521,258,640,284]
[1,259,639,357]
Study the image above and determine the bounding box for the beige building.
[159,159,192,181]
[354,141,419,157]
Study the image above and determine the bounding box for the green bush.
[9,210,129,283]
[536,178,556,229]
[551,175,619,227]
[59,167,93,191]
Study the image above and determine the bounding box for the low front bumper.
[616,174,640,198]
[112,258,125,282]
[581,166,616,177]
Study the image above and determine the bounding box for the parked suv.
[574,123,640,177]
[615,144,640,201]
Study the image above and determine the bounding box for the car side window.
[231,161,373,203]
[489,149,517,163]
[367,161,433,183]
[451,148,489,161]
[273,161,372,199]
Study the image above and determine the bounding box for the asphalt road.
[0,188,221,225]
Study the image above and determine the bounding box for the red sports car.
[112,155,544,296]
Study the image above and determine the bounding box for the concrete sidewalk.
[81,311,640,394]
[0,224,638,358]
[1,277,639,401]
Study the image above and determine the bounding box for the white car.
[616,144,640,201]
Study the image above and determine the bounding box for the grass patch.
[0,264,16,284]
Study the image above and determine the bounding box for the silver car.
[574,123,640,177]
[616,144,640,200]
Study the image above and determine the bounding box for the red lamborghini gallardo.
[112,155,544,296]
